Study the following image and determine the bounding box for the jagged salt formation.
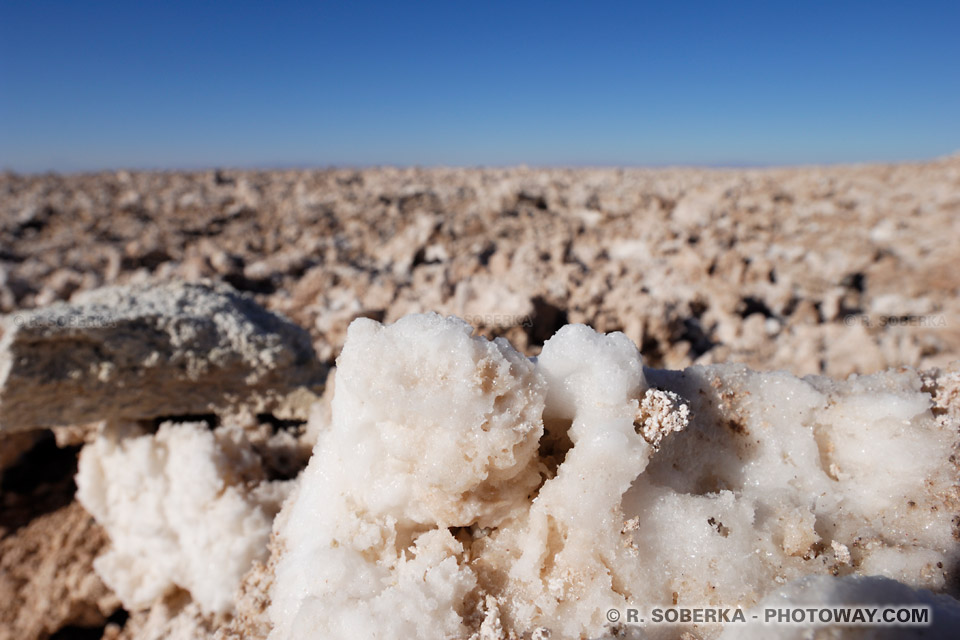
[263,314,959,639]
[76,421,291,615]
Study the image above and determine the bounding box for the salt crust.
[75,313,958,638]
[76,421,290,615]
[266,314,960,639]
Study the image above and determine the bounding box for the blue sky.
[1,0,958,171]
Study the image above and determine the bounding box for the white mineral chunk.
[76,421,289,615]
[268,313,546,639]
[636,388,690,450]
[263,314,959,639]
[485,323,659,638]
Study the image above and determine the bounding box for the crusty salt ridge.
[621,364,960,608]
[76,421,291,616]
[268,314,960,639]
[269,313,547,639]
[475,324,674,638]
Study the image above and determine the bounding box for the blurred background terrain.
[3,158,959,379]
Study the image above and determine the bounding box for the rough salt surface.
[265,314,959,638]
[76,421,290,615]
[5,160,960,379]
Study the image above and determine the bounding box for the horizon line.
[3,151,958,178]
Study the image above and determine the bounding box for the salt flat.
[1,158,958,640]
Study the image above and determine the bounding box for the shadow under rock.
[1,430,81,536]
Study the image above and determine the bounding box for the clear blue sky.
[1,0,958,172]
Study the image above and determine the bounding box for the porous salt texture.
[626,364,959,610]
[472,324,673,638]
[76,421,289,615]
[268,313,546,639]
[268,314,960,639]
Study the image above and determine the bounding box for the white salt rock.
[488,324,658,638]
[268,313,546,640]
[266,314,960,639]
[76,421,287,615]
[626,363,958,614]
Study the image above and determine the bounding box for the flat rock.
[0,281,326,432]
